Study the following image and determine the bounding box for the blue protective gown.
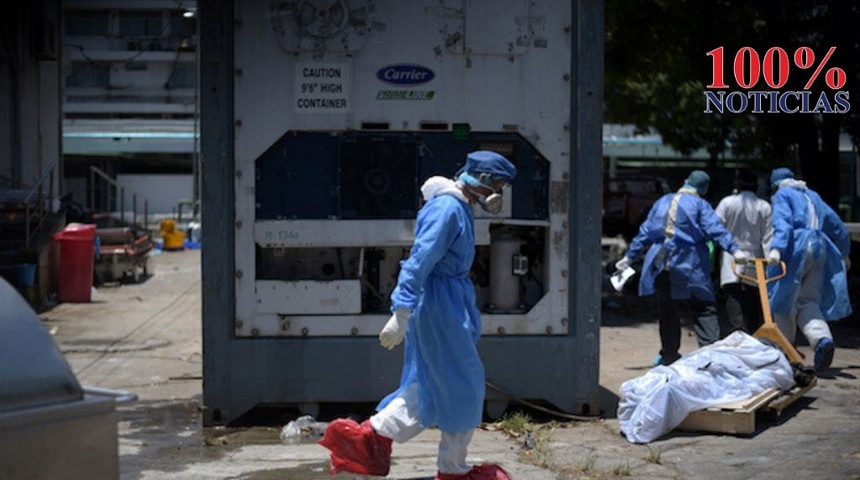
[767,181,851,320]
[378,185,484,433]
[626,190,739,302]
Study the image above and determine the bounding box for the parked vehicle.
[603,174,671,241]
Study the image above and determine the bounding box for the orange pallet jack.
[729,257,817,420]
[734,258,805,365]
[679,258,815,435]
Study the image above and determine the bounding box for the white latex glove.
[379,307,411,350]
[766,249,781,266]
[732,250,750,264]
[615,256,631,272]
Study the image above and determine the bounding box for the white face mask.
[475,190,503,214]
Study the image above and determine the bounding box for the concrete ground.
[41,249,860,479]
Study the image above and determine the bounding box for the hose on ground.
[485,381,602,422]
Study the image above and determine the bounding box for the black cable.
[484,381,601,422]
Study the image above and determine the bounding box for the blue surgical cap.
[458,150,517,182]
[770,167,794,187]
[684,170,710,195]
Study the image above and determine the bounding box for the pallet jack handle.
[733,258,786,289]
[733,258,786,329]
[732,258,806,364]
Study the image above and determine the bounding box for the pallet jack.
[739,256,820,425]
[676,258,818,435]
[734,258,817,387]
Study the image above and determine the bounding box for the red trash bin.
[52,223,97,303]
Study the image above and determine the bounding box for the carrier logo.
[376,64,435,86]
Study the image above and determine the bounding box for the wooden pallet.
[763,377,817,417]
[677,377,817,435]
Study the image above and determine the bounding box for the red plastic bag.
[436,464,513,480]
[318,418,392,476]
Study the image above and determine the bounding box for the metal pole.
[82,385,138,404]
[567,0,604,414]
[89,168,94,213]
[193,8,201,215]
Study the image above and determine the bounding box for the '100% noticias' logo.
[704,46,849,114]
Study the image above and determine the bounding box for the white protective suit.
[715,190,773,287]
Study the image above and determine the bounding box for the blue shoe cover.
[814,338,835,373]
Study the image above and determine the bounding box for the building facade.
[62,0,198,215]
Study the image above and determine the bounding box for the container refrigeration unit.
[201,0,603,426]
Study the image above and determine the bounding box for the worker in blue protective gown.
[615,171,749,366]
[765,168,851,373]
[319,151,517,480]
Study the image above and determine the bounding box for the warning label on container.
[295,63,349,113]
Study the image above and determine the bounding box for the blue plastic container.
[16,264,36,287]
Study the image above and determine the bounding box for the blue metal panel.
[338,132,419,219]
[205,336,595,422]
[255,131,338,220]
[255,130,549,220]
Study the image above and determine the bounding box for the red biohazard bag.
[318,418,392,476]
[436,464,513,480]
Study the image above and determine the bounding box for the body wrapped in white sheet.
[618,331,796,443]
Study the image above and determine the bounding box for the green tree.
[605,0,860,206]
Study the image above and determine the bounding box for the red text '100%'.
[706,46,846,90]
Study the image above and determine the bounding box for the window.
[65,10,109,36]
[119,11,163,37]
[65,62,110,88]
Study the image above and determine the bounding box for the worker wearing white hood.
[320,151,517,480]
